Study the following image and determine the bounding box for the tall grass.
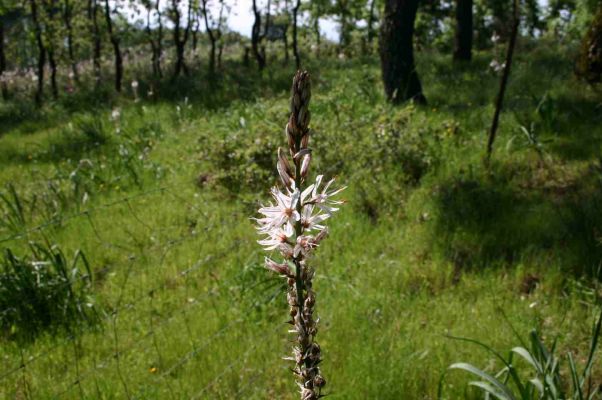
[0,242,99,341]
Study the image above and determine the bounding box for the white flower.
[257,188,301,236]
[489,59,506,73]
[257,227,289,250]
[300,204,329,232]
[111,108,121,121]
[131,80,139,88]
[301,175,346,214]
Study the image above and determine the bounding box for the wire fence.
[0,181,278,399]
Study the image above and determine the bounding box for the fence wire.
[0,181,275,399]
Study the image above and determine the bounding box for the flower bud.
[300,154,312,179]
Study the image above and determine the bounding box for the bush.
[446,309,602,399]
[0,243,99,341]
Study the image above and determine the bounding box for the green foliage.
[0,45,600,399]
[447,309,602,399]
[0,242,99,342]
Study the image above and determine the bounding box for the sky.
[226,0,339,40]
[131,0,552,43]
[172,0,340,41]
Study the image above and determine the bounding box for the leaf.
[567,353,583,400]
[449,363,517,400]
[511,347,541,373]
[469,381,514,400]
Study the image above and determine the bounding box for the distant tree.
[0,19,6,99]
[170,0,192,78]
[103,0,123,91]
[292,0,301,68]
[29,0,46,104]
[88,0,102,86]
[201,0,226,74]
[42,0,59,99]
[62,0,79,82]
[523,0,542,36]
[308,0,328,57]
[142,0,163,78]
[366,0,379,49]
[576,2,602,84]
[251,0,266,69]
[454,0,473,60]
[379,0,426,104]
[0,2,18,99]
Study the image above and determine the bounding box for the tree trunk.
[367,0,377,50]
[283,0,290,63]
[44,0,59,99]
[201,0,216,74]
[30,0,46,104]
[172,0,190,78]
[88,0,102,86]
[0,21,8,100]
[63,0,79,82]
[292,0,301,69]
[284,27,290,63]
[103,0,122,92]
[575,3,602,84]
[47,48,58,99]
[379,0,426,104]
[146,0,163,78]
[485,0,519,164]
[251,0,265,70]
[313,17,320,58]
[453,0,473,61]
[156,0,163,76]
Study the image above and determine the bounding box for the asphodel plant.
[255,71,345,400]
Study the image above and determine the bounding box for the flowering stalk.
[256,71,345,400]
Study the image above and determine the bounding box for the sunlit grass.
[0,42,600,399]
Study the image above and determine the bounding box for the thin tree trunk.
[30,0,46,104]
[218,42,223,69]
[251,0,265,70]
[44,0,58,99]
[283,0,290,62]
[47,48,58,99]
[261,0,271,63]
[367,0,377,46]
[171,0,190,78]
[63,0,79,82]
[103,0,123,92]
[313,17,320,58]
[201,0,216,74]
[379,0,426,104]
[156,0,163,76]
[146,0,163,78]
[88,0,102,86]
[453,0,473,61]
[485,0,519,164]
[0,21,8,100]
[292,0,301,69]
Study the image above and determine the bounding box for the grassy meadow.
[0,41,601,399]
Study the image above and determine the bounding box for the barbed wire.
[0,176,279,399]
[0,182,188,245]
[0,184,245,378]
[190,325,280,400]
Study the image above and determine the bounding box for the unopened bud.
[300,154,312,178]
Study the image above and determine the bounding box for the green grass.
[0,40,601,399]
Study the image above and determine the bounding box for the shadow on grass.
[430,164,602,277]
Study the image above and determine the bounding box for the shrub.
[0,242,99,341]
[445,309,602,400]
